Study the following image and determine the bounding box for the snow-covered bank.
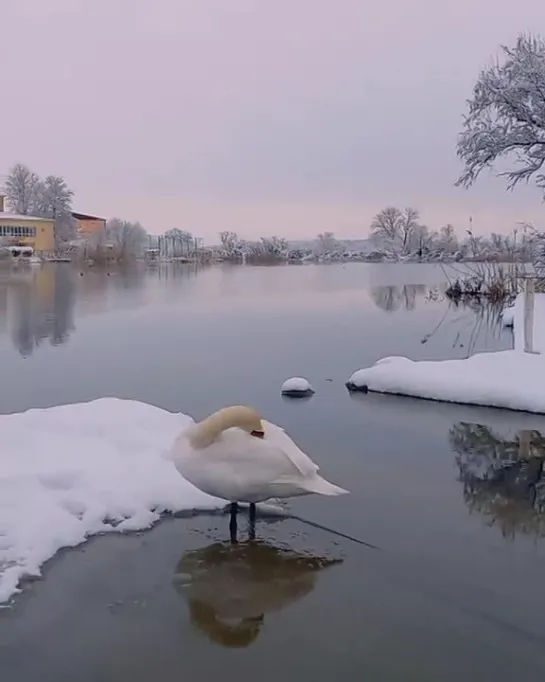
[0,398,222,605]
[347,293,545,414]
[346,353,545,413]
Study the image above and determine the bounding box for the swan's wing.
[200,430,304,489]
[261,421,319,478]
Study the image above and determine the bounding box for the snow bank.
[346,291,545,413]
[281,377,314,396]
[0,398,223,605]
[346,352,545,413]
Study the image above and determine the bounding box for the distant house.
[0,195,55,254]
[71,212,106,237]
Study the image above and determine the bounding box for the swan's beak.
[250,430,265,439]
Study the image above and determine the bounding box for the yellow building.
[0,195,55,253]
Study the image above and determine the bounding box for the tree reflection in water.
[451,422,545,540]
[7,266,76,356]
[370,284,428,312]
[173,540,341,648]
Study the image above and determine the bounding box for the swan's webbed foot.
[249,503,256,540]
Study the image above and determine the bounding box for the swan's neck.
[186,410,240,449]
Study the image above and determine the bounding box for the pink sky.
[1,0,544,241]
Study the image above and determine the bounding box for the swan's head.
[216,405,265,438]
[188,405,265,449]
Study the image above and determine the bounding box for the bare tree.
[37,175,75,244]
[370,207,401,244]
[399,207,421,252]
[164,228,194,256]
[37,175,74,218]
[315,231,339,254]
[456,34,545,195]
[4,163,40,214]
[370,206,422,254]
[219,231,240,256]
[437,224,459,253]
[106,218,147,260]
[260,235,288,257]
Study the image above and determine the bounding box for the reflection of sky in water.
[0,263,512,415]
[1,264,545,680]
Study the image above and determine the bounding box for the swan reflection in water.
[173,540,342,648]
[451,422,545,539]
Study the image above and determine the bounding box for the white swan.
[171,405,348,540]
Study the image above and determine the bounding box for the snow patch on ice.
[0,398,223,605]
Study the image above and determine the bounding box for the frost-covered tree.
[37,176,73,218]
[370,206,422,254]
[315,231,338,253]
[37,175,75,243]
[260,235,288,257]
[164,228,194,256]
[165,228,192,242]
[399,208,422,252]
[4,163,41,214]
[106,218,147,260]
[370,207,401,245]
[3,165,76,244]
[437,224,459,253]
[219,230,240,256]
[456,34,545,195]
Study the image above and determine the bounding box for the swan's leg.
[229,502,238,544]
[249,503,257,540]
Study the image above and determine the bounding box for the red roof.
[71,212,106,221]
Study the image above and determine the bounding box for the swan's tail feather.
[305,475,349,496]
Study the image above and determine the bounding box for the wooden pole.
[524,276,536,354]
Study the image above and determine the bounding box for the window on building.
[0,225,37,237]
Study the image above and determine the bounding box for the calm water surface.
[1,262,545,681]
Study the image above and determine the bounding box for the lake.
[1,262,545,681]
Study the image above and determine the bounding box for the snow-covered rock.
[281,377,315,397]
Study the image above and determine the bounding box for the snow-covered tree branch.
[456,34,545,194]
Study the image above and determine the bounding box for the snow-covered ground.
[347,293,545,414]
[0,398,223,606]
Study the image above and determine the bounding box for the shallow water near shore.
[1,263,545,680]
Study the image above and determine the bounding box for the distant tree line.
[1,163,150,263]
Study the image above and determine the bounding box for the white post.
[524,276,536,354]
